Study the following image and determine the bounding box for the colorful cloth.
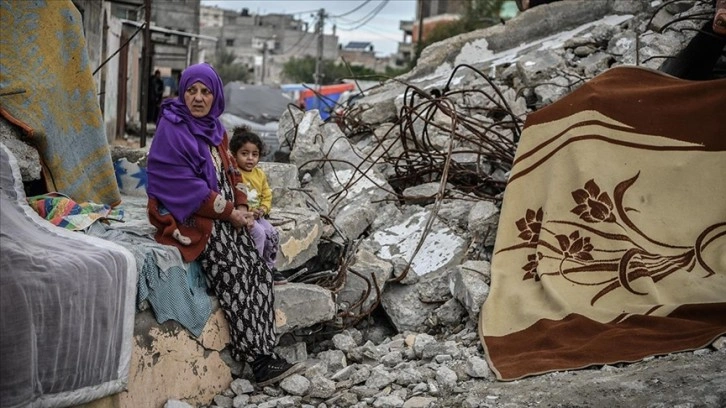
[27,192,124,231]
[0,0,120,206]
[479,66,726,381]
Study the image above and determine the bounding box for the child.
[230,126,287,285]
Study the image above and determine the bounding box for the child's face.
[235,142,260,172]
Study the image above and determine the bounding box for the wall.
[151,0,201,71]
[102,15,122,142]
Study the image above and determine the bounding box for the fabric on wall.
[0,0,120,206]
[0,143,137,407]
[479,66,726,381]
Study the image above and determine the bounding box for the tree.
[412,0,506,67]
[213,49,250,84]
[281,56,318,83]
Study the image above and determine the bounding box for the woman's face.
[184,81,214,118]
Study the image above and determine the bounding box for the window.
[226,38,234,46]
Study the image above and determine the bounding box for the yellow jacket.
[239,166,272,214]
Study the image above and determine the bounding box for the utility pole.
[314,8,325,90]
[261,40,267,84]
[140,0,152,148]
[416,0,424,58]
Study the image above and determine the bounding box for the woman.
[146,63,302,386]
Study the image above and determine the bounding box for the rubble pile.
[183,1,725,407]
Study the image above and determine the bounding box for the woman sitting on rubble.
[145,63,303,387]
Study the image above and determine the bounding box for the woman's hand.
[244,211,255,229]
[229,208,254,229]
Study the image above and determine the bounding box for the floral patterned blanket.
[479,66,726,381]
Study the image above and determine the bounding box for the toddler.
[230,126,287,285]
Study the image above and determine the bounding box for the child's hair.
[230,125,266,156]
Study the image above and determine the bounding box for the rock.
[0,118,41,182]
[338,248,393,315]
[274,283,335,334]
[279,374,310,396]
[275,207,323,270]
[467,201,499,247]
[465,356,494,379]
[380,283,439,332]
[317,349,347,373]
[403,396,438,408]
[229,378,254,395]
[365,365,396,389]
[308,375,336,399]
[332,332,359,352]
[448,262,491,319]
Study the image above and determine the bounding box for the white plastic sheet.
[0,144,137,408]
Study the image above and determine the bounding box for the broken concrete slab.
[274,206,322,271]
[370,209,468,278]
[274,283,335,334]
[380,282,439,333]
[448,261,491,319]
[337,247,393,315]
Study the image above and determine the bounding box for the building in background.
[71,0,213,142]
[199,6,339,85]
[413,0,467,43]
[396,20,415,67]
[338,41,391,73]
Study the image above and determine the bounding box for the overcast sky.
[200,0,417,57]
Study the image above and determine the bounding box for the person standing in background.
[147,69,165,123]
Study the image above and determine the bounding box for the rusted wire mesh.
[280,64,522,328]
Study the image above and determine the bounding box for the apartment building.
[200,6,339,85]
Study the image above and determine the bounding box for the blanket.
[0,0,120,206]
[85,222,214,338]
[478,66,726,381]
[0,143,137,407]
[27,193,124,231]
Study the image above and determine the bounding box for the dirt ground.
[449,348,726,408]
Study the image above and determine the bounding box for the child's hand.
[254,208,265,219]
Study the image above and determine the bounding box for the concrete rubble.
[3,1,724,407]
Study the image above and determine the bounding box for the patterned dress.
[198,146,276,362]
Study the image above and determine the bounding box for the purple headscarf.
[146,63,227,222]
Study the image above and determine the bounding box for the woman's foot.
[252,354,303,387]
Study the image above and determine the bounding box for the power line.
[282,18,320,56]
[93,23,145,76]
[334,0,390,31]
[330,0,372,18]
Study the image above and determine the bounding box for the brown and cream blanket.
[479,66,726,381]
